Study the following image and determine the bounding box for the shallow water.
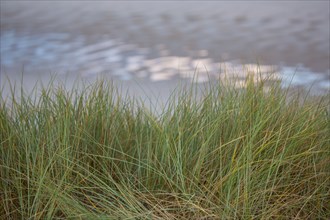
[1,1,329,94]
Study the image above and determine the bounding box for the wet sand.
[1,1,329,96]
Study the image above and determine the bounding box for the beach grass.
[1,74,329,219]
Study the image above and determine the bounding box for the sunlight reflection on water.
[1,1,329,94]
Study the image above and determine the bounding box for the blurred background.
[1,1,329,95]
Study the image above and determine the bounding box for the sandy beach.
[1,1,329,96]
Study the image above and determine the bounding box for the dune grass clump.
[1,75,329,219]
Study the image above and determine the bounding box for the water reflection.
[1,1,329,94]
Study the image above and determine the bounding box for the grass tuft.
[1,74,329,219]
